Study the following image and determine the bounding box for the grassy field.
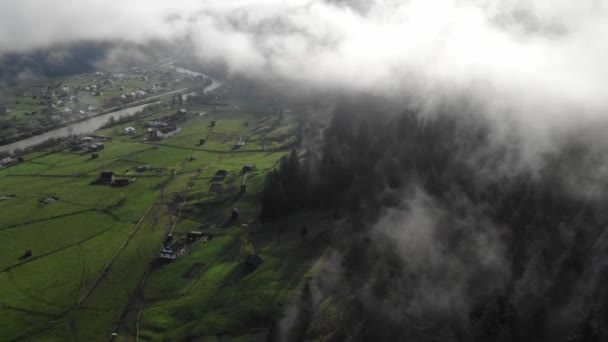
[0,94,327,341]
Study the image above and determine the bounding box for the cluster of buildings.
[160,231,210,260]
[119,90,147,103]
[69,136,109,154]
[143,108,189,140]
[91,170,133,187]
[15,67,180,119]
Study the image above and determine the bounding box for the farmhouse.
[178,108,187,115]
[159,247,176,260]
[0,157,21,169]
[123,127,136,135]
[40,196,60,204]
[88,143,104,152]
[186,231,206,242]
[159,240,186,260]
[235,137,245,147]
[96,171,116,185]
[242,164,254,173]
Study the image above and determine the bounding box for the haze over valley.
[1,1,608,341]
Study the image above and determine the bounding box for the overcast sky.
[2,0,608,146]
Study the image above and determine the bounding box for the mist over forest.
[262,99,608,341]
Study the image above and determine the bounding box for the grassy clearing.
[0,211,116,269]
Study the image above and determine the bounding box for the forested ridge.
[263,100,608,341]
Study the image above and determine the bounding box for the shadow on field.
[148,258,174,272]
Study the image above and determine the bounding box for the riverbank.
[0,87,190,150]
[0,102,158,154]
[0,65,225,155]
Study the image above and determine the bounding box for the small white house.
[159,247,176,260]
[123,127,136,135]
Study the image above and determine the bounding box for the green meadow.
[0,98,326,341]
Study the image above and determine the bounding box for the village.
[0,63,212,146]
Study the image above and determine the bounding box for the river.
[173,66,224,93]
[0,104,154,154]
[0,68,223,154]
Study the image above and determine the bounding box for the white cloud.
[2,0,608,138]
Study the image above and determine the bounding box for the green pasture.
[0,84,321,341]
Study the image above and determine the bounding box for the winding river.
[0,68,223,154]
